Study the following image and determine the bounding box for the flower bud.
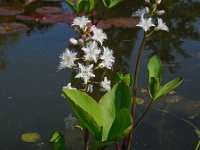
[145,7,149,14]
[69,38,78,45]
[156,0,161,5]
[156,10,165,15]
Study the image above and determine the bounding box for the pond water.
[0,0,200,150]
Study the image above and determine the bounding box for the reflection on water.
[146,0,200,73]
[0,0,200,149]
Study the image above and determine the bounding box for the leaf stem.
[90,11,95,25]
[195,139,200,150]
[115,142,121,150]
[132,100,153,132]
[84,129,89,150]
[124,32,146,150]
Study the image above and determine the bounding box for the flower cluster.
[59,16,115,92]
[134,0,169,32]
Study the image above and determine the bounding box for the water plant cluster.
[50,0,185,150]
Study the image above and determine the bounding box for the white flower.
[91,26,107,45]
[99,47,115,69]
[145,0,150,3]
[87,84,93,93]
[72,16,91,29]
[136,14,155,32]
[100,77,111,91]
[156,18,169,32]
[63,83,77,90]
[69,38,78,45]
[132,8,148,17]
[64,113,78,130]
[58,48,77,70]
[156,10,165,16]
[82,41,101,62]
[156,0,161,5]
[75,63,95,84]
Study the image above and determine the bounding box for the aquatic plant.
[52,0,184,150]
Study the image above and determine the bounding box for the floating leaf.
[140,88,147,93]
[36,6,63,15]
[16,12,46,22]
[168,90,176,95]
[0,23,29,34]
[23,0,38,6]
[166,96,181,103]
[136,97,145,105]
[43,0,61,2]
[0,7,24,16]
[40,13,76,24]
[97,17,139,29]
[21,133,40,143]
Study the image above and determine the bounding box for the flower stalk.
[124,32,146,150]
[84,129,89,150]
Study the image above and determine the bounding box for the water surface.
[0,0,200,149]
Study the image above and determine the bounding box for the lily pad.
[97,17,139,29]
[43,0,62,2]
[16,12,46,22]
[166,96,181,103]
[22,0,38,6]
[136,97,145,105]
[0,7,24,16]
[36,6,63,15]
[0,23,29,34]
[21,133,40,143]
[41,13,76,24]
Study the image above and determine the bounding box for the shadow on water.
[0,0,200,149]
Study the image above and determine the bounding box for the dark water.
[0,0,200,150]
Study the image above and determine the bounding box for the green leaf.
[50,132,67,150]
[21,133,40,143]
[84,2,90,14]
[91,140,115,148]
[154,77,183,101]
[65,0,76,12]
[50,132,65,143]
[108,0,123,8]
[103,0,123,8]
[123,74,133,87]
[88,0,96,11]
[103,0,110,8]
[148,77,160,99]
[98,82,131,141]
[115,72,124,82]
[148,55,163,100]
[76,0,86,13]
[115,72,133,87]
[62,89,102,139]
[115,82,132,110]
[148,55,162,84]
[108,108,132,140]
